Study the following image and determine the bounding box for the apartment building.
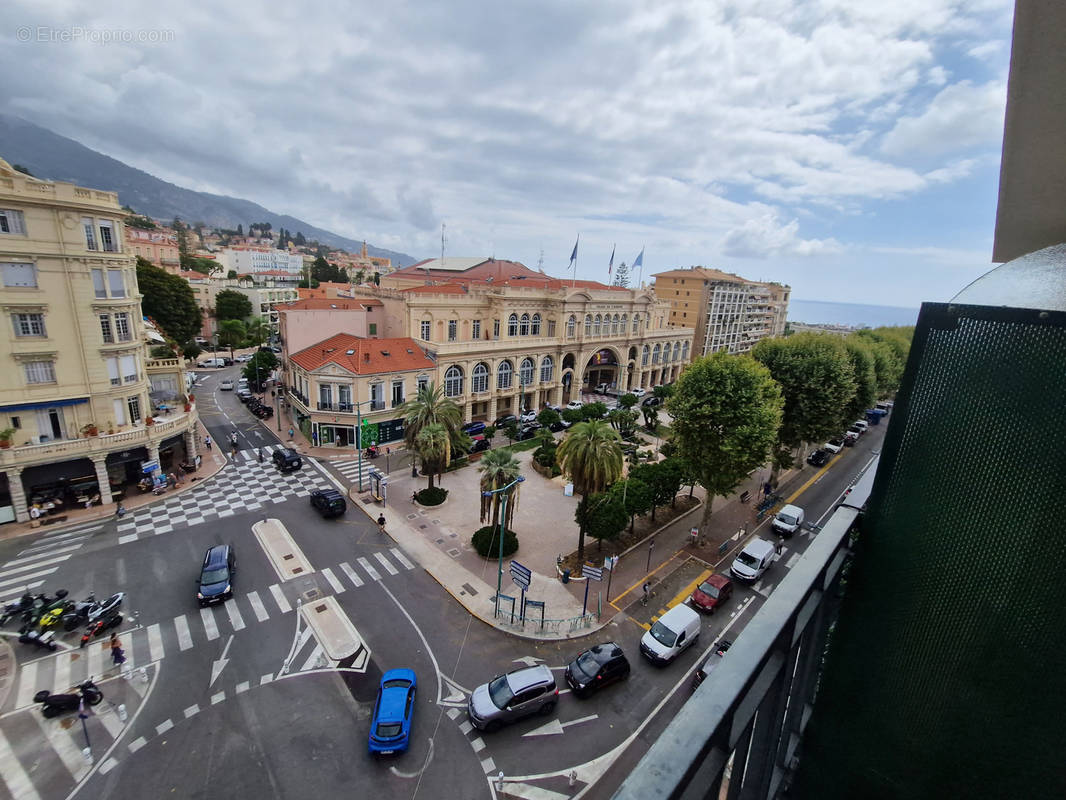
[277,297,384,355]
[125,226,180,272]
[216,245,303,275]
[0,159,199,523]
[651,266,790,356]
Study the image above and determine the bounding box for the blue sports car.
[368,668,417,755]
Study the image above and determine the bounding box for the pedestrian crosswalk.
[0,522,103,607]
[332,457,385,489]
[5,549,414,711]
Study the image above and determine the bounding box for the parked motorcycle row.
[241,393,274,419]
[1,589,125,652]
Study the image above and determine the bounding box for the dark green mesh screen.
[795,302,1066,800]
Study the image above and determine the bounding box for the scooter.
[34,678,103,718]
[63,592,124,631]
[1,592,37,626]
[80,611,123,648]
[19,627,58,651]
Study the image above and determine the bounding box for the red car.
[689,573,733,613]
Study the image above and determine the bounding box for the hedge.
[415,486,448,505]
[472,525,519,558]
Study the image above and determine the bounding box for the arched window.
[642,345,650,366]
[682,341,690,361]
[531,313,541,336]
[652,343,661,364]
[508,314,519,337]
[584,315,592,336]
[497,360,513,390]
[520,313,530,336]
[593,314,602,336]
[663,344,671,362]
[566,315,576,337]
[673,342,681,362]
[612,314,620,335]
[472,363,489,393]
[540,356,554,383]
[519,357,535,386]
[444,365,463,397]
[632,314,640,333]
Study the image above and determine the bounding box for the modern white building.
[216,245,303,276]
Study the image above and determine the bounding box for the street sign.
[603,556,618,571]
[583,565,603,581]
[509,560,532,589]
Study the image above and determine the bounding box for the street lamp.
[482,475,525,618]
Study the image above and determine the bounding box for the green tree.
[182,341,202,361]
[227,270,238,280]
[477,449,522,530]
[135,257,200,344]
[245,316,271,347]
[354,268,367,285]
[608,477,654,534]
[295,231,306,246]
[630,459,682,521]
[537,408,561,428]
[400,382,463,477]
[12,163,34,177]
[217,319,246,363]
[752,332,857,469]
[243,350,277,390]
[311,256,335,283]
[415,423,451,489]
[236,224,243,236]
[503,420,519,444]
[580,401,608,421]
[561,408,583,425]
[669,351,783,536]
[556,420,624,562]
[215,289,253,321]
[618,393,638,410]
[843,336,879,421]
[642,404,660,431]
[577,492,628,552]
[173,218,189,257]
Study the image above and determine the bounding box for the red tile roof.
[291,333,434,375]
[394,258,625,291]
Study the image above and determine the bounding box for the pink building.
[126,227,180,271]
[276,297,385,356]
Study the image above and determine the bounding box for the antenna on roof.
[439,222,446,269]
[537,248,544,274]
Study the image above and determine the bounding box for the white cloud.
[880,80,1007,159]
[721,213,843,259]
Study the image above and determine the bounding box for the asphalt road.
[0,364,888,800]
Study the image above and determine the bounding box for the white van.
[730,538,776,582]
[771,504,805,537]
[639,604,700,665]
[198,357,226,368]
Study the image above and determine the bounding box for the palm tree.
[245,315,270,347]
[556,420,624,562]
[414,423,451,489]
[400,382,463,477]
[478,449,522,530]
[217,319,246,364]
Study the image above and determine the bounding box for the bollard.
[117,703,128,722]
[82,747,93,765]
[495,771,505,791]
[569,770,577,787]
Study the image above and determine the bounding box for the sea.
[788,299,920,329]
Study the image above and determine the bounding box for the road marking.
[97,707,124,739]
[211,691,225,705]
[174,614,193,651]
[472,737,487,752]
[357,556,381,581]
[480,756,496,775]
[260,673,274,685]
[184,705,200,718]
[88,641,104,678]
[784,552,801,569]
[52,651,72,692]
[235,681,250,694]
[200,607,220,640]
[156,719,173,735]
[269,584,292,613]
[0,727,43,799]
[374,552,399,576]
[0,552,74,577]
[118,534,139,544]
[247,591,269,622]
[16,660,38,708]
[35,710,88,780]
[147,624,164,662]
[99,757,118,775]
[339,561,364,587]
[128,736,147,753]
[299,643,325,671]
[321,568,344,594]
[4,543,82,566]
[389,548,415,570]
[0,566,58,590]
[225,601,246,631]
[0,579,44,602]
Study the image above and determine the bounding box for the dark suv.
[493,413,517,428]
[197,545,235,606]
[564,643,631,698]
[272,447,302,473]
[310,489,347,518]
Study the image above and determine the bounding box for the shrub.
[415,486,448,505]
[471,525,519,558]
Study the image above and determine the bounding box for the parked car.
[236,388,253,403]
[219,379,234,391]
[642,396,662,407]
[730,538,776,582]
[843,429,859,445]
[461,421,487,436]
[852,420,869,433]
[771,504,805,537]
[198,357,225,368]
[494,413,518,428]
[847,423,865,438]
[310,489,347,518]
[549,419,572,432]
[467,665,558,732]
[236,353,253,363]
[272,447,302,473]
[640,604,701,665]
[519,409,537,423]
[368,669,416,755]
[824,438,845,454]
[542,403,562,412]
[630,387,647,397]
[594,383,613,394]
[465,435,491,453]
[516,423,542,441]
[197,544,235,607]
[219,357,234,366]
[806,448,830,466]
[689,574,734,613]
[565,401,584,411]
[564,643,631,698]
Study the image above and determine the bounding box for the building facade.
[216,245,303,276]
[277,297,383,356]
[125,226,180,272]
[651,267,790,356]
[0,159,199,523]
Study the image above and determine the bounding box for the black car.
[493,413,517,428]
[806,448,830,467]
[564,642,630,698]
[310,489,347,518]
[461,421,487,436]
[516,423,542,441]
[197,544,235,606]
[465,435,491,453]
[548,419,571,432]
[272,447,302,473]
[641,396,662,407]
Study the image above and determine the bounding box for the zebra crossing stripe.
[269,584,292,613]
[118,534,139,544]
[0,728,43,800]
[16,660,38,708]
[389,548,415,570]
[35,711,89,781]
[88,641,104,677]
[0,553,73,578]
[147,623,164,662]
[339,561,364,587]
[174,614,193,651]
[247,591,269,622]
[357,556,381,581]
[0,566,59,590]
[0,579,44,603]
[54,651,72,692]
[200,607,220,640]
[5,543,83,566]
[299,643,325,672]
[374,552,399,576]
[321,568,344,594]
[226,600,246,631]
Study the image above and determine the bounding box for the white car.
[852,420,869,433]
[566,401,584,411]
[630,388,647,397]
[236,354,253,363]
[594,383,614,394]
[219,379,234,391]
[519,409,537,423]
[824,438,845,454]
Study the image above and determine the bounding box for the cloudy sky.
[3,0,1014,307]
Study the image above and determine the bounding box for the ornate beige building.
[0,159,198,523]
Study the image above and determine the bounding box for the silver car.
[467,665,557,732]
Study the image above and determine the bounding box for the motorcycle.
[366,446,379,459]
[63,592,124,631]
[1,592,37,626]
[19,627,58,651]
[34,678,103,718]
[80,611,123,648]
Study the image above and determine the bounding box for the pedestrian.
[642,582,651,606]
[167,472,177,489]
[29,504,42,528]
[257,447,263,463]
[312,431,318,447]
[205,434,212,450]
[288,427,294,440]
[377,514,386,534]
[115,503,127,518]
[110,633,125,667]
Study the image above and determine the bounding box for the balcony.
[316,402,355,413]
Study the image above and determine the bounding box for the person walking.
[641,582,651,607]
[288,427,294,440]
[257,447,263,463]
[205,434,212,450]
[377,514,386,534]
[167,472,177,489]
[110,633,126,668]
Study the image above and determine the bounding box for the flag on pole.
[633,246,645,286]
[569,236,579,266]
[608,244,615,277]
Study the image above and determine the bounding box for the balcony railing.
[317,402,355,413]
[614,460,877,800]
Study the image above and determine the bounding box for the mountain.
[0,114,417,266]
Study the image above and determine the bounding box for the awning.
[0,397,89,413]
